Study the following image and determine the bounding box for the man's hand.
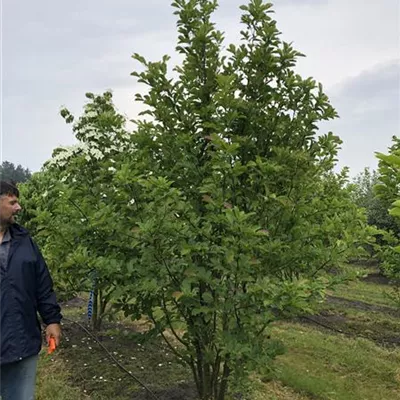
[46,323,62,347]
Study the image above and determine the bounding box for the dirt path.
[361,272,391,285]
[326,295,400,318]
[295,294,400,347]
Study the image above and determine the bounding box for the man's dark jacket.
[0,224,62,365]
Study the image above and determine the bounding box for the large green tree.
[109,1,368,398]
[20,1,370,398]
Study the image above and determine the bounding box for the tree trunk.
[191,351,230,400]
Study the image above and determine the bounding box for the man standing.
[0,180,62,399]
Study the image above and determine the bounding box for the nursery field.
[36,264,400,400]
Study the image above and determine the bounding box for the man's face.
[0,194,22,227]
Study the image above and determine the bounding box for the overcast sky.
[2,0,399,176]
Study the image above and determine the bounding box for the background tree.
[350,168,396,232]
[349,167,398,259]
[375,136,400,306]
[0,161,31,183]
[375,136,400,216]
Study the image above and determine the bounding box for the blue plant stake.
[87,289,94,322]
[87,269,97,322]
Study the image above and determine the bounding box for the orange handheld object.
[48,337,56,354]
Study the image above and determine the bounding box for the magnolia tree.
[105,1,369,398]
[20,92,134,329]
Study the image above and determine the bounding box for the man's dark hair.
[0,180,19,197]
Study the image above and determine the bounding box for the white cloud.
[322,59,400,175]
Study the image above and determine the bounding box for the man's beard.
[0,216,15,229]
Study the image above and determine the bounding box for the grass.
[36,350,90,400]
[270,322,400,400]
[253,381,311,400]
